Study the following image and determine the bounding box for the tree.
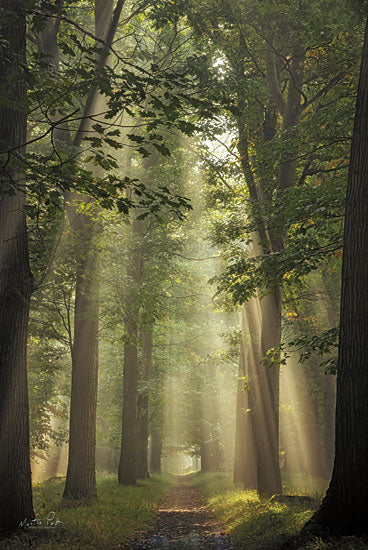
[186,0,360,495]
[301,15,368,537]
[63,0,114,503]
[0,0,35,530]
[118,217,143,485]
[136,328,153,479]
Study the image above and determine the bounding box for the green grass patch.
[304,538,368,549]
[0,472,175,550]
[194,473,368,549]
[282,472,329,496]
[193,472,318,549]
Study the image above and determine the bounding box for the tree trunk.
[322,374,335,480]
[232,37,305,496]
[200,419,212,473]
[136,328,153,479]
[118,218,143,485]
[322,287,338,479]
[0,0,35,530]
[233,341,257,487]
[63,0,113,500]
[239,289,282,495]
[200,374,222,473]
[150,430,162,474]
[119,317,139,485]
[255,291,282,495]
[302,17,368,536]
[63,206,99,500]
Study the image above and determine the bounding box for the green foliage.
[182,0,362,312]
[263,327,339,374]
[1,2,213,220]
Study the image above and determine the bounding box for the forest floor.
[193,473,368,550]
[122,474,234,549]
[1,473,368,549]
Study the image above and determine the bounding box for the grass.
[193,472,368,550]
[0,472,175,550]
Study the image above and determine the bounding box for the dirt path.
[122,475,235,549]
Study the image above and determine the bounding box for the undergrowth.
[0,472,175,550]
[194,472,368,550]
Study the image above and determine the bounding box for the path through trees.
[123,475,234,550]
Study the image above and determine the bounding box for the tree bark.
[118,218,143,485]
[302,16,368,536]
[233,341,257,487]
[238,289,282,495]
[63,0,113,500]
[322,374,335,480]
[150,430,162,474]
[256,291,282,495]
[0,0,35,529]
[118,318,139,484]
[63,204,100,500]
[136,328,153,479]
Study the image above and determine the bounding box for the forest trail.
[122,474,235,549]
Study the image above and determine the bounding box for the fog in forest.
[1,1,366,548]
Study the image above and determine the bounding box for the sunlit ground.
[194,472,368,550]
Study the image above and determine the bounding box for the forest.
[1,1,368,549]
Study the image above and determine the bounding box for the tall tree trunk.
[118,218,143,485]
[200,419,212,473]
[150,430,162,474]
[239,290,282,495]
[0,0,35,529]
[200,374,217,473]
[322,286,338,479]
[63,0,113,500]
[233,340,257,487]
[256,291,282,495]
[232,38,305,496]
[322,375,335,480]
[63,205,100,500]
[118,318,138,484]
[209,400,224,471]
[136,328,153,479]
[302,17,368,537]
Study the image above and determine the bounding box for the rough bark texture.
[63,203,100,500]
[0,0,35,529]
[136,329,153,479]
[302,17,368,537]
